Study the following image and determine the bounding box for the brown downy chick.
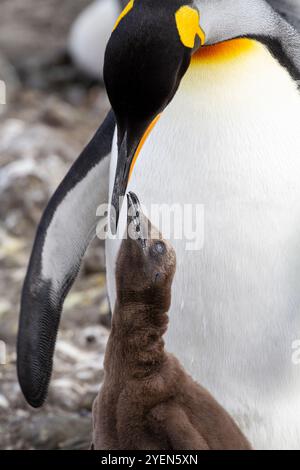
[92,192,251,451]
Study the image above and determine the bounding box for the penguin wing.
[267,0,300,32]
[17,110,116,408]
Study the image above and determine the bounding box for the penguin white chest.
[106,41,300,449]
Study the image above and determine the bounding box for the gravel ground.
[0,0,111,450]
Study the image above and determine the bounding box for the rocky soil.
[0,0,111,450]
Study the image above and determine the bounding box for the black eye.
[151,241,166,256]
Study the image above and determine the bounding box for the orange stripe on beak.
[129,114,161,180]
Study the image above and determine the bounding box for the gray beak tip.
[127,192,148,251]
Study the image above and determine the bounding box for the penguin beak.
[110,115,161,233]
[111,131,135,234]
[127,191,148,253]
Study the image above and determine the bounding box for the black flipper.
[17,110,116,408]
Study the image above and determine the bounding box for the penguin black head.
[116,192,176,308]
[104,0,205,229]
[105,0,300,229]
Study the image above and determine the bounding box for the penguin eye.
[154,272,162,284]
[150,241,166,257]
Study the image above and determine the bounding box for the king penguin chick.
[92,192,251,451]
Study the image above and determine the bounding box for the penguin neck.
[104,300,169,381]
[191,35,300,87]
[175,35,300,126]
[197,0,300,85]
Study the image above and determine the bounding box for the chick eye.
[151,241,166,256]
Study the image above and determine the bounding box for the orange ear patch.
[175,6,205,48]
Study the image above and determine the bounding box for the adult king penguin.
[18,0,300,449]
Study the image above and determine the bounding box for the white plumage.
[106,41,300,449]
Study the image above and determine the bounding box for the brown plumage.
[92,192,251,450]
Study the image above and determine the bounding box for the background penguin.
[18,0,300,450]
[92,192,251,450]
[69,0,127,79]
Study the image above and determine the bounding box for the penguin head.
[115,192,176,308]
[105,0,287,229]
[104,0,205,229]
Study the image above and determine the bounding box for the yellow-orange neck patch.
[113,0,134,32]
[175,6,205,48]
[192,38,259,65]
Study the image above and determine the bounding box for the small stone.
[0,300,11,317]
[39,97,78,128]
[0,395,9,409]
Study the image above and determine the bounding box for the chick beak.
[127,191,148,252]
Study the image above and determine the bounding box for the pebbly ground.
[0,0,111,450]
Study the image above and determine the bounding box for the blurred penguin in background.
[69,0,127,80]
